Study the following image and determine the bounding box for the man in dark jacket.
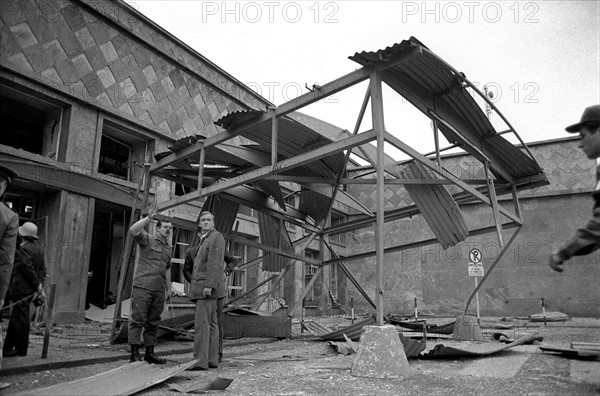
[550,104,600,271]
[184,222,239,365]
[0,165,18,370]
[3,222,46,357]
[183,211,229,370]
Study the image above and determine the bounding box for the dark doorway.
[87,200,130,309]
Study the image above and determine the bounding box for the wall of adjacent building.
[345,138,600,318]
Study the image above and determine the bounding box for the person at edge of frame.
[549,104,600,272]
[0,164,18,374]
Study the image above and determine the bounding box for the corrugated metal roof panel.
[298,188,332,226]
[202,195,239,233]
[255,179,285,209]
[257,211,291,272]
[215,111,346,179]
[400,162,468,249]
[350,37,546,185]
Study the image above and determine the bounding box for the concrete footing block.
[350,325,412,379]
[452,315,483,341]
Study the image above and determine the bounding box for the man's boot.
[130,344,142,362]
[144,345,166,364]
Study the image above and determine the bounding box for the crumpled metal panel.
[423,331,541,358]
[257,211,292,272]
[298,188,331,226]
[349,37,546,186]
[400,162,468,249]
[255,179,286,210]
[300,315,376,341]
[15,360,198,396]
[215,111,346,179]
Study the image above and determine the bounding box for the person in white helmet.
[3,222,46,357]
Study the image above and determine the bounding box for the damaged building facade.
[0,0,350,322]
[1,0,598,325]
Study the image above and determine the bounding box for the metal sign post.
[468,249,484,322]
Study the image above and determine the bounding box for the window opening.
[98,134,131,180]
[0,83,63,159]
[98,119,151,182]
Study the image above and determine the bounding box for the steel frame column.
[370,69,385,326]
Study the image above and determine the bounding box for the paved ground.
[0,316,599,395]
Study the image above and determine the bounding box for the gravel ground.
[1,316,599,396]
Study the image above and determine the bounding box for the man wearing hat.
[3,222,46,357]
[0,165,18,368]
[549,105,600,272]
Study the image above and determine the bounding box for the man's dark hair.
[156,219,172,228]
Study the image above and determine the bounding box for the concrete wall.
[346,138,600,318]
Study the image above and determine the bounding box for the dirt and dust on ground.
[1,314,599,395]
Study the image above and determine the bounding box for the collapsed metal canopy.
[147,36,548,322]
[350,36,546,188]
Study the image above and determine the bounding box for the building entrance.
[87,201,131,309]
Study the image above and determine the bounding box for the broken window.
[330,212,347,246]
[304,250,318,303]
[171,228,193,290]
[98,119,152,182]
[283,191,296,233]
[238,205,257,219]
[98,135,130,180]
[174,182,195,197]
[3,188,37,221]
[0,82,65,160]
[229,241,249,298]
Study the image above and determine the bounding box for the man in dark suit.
[183,211,228,370]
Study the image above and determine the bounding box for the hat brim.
[565,121,585,133]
